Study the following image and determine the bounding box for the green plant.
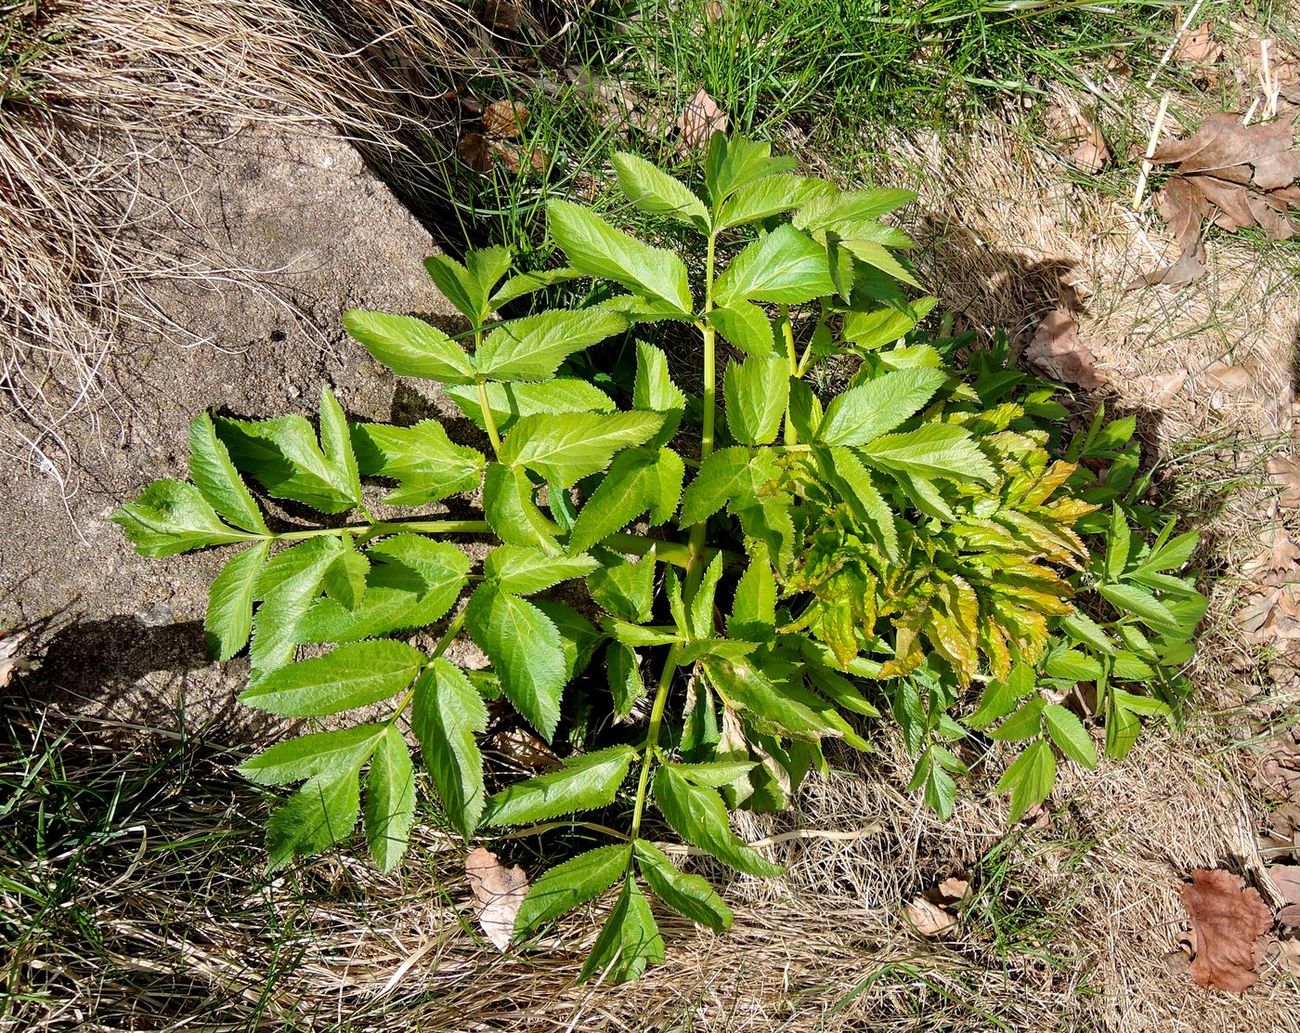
[114,133,1204,982]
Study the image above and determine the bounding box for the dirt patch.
[3,122,458,733]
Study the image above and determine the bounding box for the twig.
[1132,91,1172,209]
[1146,0,1207,88]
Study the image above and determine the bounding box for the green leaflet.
[484,544,599,595]
[613,152,709,229]
[351,421,484,505]
[489,266,582,310]
[678,446,778,526]
[568,447,673,555]
[482,462,560,552]
[816,366,945,447]
[238,723,386,786]
[475,309,627,382]
[607,642,645,718]
[240,639,426,717]
[445,379,616,434]
[651,765,782,877]
[634,840,733,932]
[205,541,271,661]
[249,536,344,674]
[713,225,835,307]
[412,660,488,837]
[342,309,475,383]
[724,354,788,445]
[859,423,995,485]
[113,480,260,558]
[815,447,899,561]
[729,543,775,640]
[499,411,666,488]
[188,412,268,534]
[587,552,656,624]
[322,543,368,611]
[515,842,633,938]
[793,187,916,231]
[482,745,638,825]
[266,767,361,871]
[548,200,693,313]
[1042,704,1097,769]
[705,134,797,209]
[216,390,361,514]
[708,302,776,357]
[465,582,567,739]
[364,725,416,872]
[997,740,1057,822]
[715,174,821,231]
[702,656,845,742]
[422,247,512,327]
[579,877,665,984]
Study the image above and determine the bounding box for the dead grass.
[0,0,504,496]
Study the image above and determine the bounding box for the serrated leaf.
[1105,506,1131,579]
[364,725,416,872]
[817,367,945,447]
[793,187,916,231]
[484,544,598,595]
[317,387,362,507]
[500,411,665,487]
[205,541,270,661]
[238,724,385,786]
[859,423,995,485]
[351,421,484,505]
[412,659,488,837]
[603,620,681,648]
[713,225,834,307]
[632,340,687,415]
[679,446,775,526]
[724,354,788,445]
[568,448,660,555]
[1042,704,1097,769]
[1060,610,1115,654]
[1043,648,1104,682]
[669,760,758,789]
[297,536,469,643]
[588,553,656,624]
[989,696,1046,742]
[708,302,776,357]
[445,379,616,434]
[475,309,628,382]
[607,642,645,718]
[651,765,781,877]
[422,253,481,325]
[465,583,566,739]
[322,545,369,611]
[248,536,343,673]
[1137,530,1198,573]
[548,200,693,313]
[240,640,426,717]
[482,462,560,552]
[579,877,665,984]
[965,664,1036,730]
[342,310,475,383]
[997,740,1057,822]
[1096,582,1180,633]
[716,174,820,230]
[839,236,919,288]
[515,842,633,938]
[842,302,933,351]
[634,840,732,932]
[188,412,268,534]
[489,267,583,310]
[613,152,709,228]
[216,413,358,514]
[704,134,797,208]
[113,479,258,558]
[702,656,842,741]
[482,744,638,825]
[816,447,899,561]
[535,599,602,681]
[266,768,360,871]
[730,543,775,640]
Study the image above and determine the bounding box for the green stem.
[476,377,503,457]
[780,305,800,446]
[275,519,492,542]
[685,233,719,594]
[389,608,469,723]
[629,643,682,839]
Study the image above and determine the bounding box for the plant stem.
[780,304,799,446]
[685,232,718,592]
[275,519,492,542]
[389,607,469,723]
[629,643,682,839]
[476,378,503,457]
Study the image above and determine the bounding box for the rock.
[2,122,460,734]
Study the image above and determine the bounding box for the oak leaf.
[904,896,957,937]
[1267,454,1300,509]
[678,89,727,150]
[1046,99,1110,174]
[1024,310,1108,390]
[482,100,528,139]
[1174,22,1223,69]
[1181,868,1274,992]
[465,847,529,951]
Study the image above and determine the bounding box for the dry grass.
[0,0,509,495]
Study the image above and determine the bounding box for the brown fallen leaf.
[482,100,528,139]
[1270,865,1300,905]
[1267,454,1300,509]
[1181,868,1275,992]
[465,848,529,951]
[678,88,727,151]
[933,876,972,905]
[458,132,494,173]
[1024,310,1108,390]
[1243,529,1300,586]
[1175,22,1223,69]
[904,896,957,937]
[1046,99,1110,174]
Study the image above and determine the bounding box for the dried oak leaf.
[465,848,528,951]
[933,876,972,905]
[1046,99,1110,174]
[458,132,494,173]
[482,100,528,139]
[1242,529,1300,587]
[1181,868,1275,992]
[1267,454,1300,509]
[1175,22,1223,69]
[1270,865,1300,906]
[678,88,727,151]
[1024,310,1108,389]
[904,896,957,937]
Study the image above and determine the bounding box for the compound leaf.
[475,309,628,382]
[635,839,732,932]
[651,765,781,876]
[205,540,271,661]
[714,225,834,307]
[515,842,634,938]
[188,412,268,534]
[482,744,638,825]
[240,640,426,717]
[412,660,488,837]
[500,412,665,487]
[342,310,475,383]
[364,725,416,872]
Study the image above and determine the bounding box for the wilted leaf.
[678,89,727,151]
[1267,454,1300,509]
[933,876,971,905]
[1045,98,1110,174]
[1269,864,1300,906]
[483,100,528,139]
[1174,22,1223,69]
[1024,310,1108,389]
[458,132,493,173]
[1180,868,1274,992]
[904,896,957,937]
[466,847,529,951]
